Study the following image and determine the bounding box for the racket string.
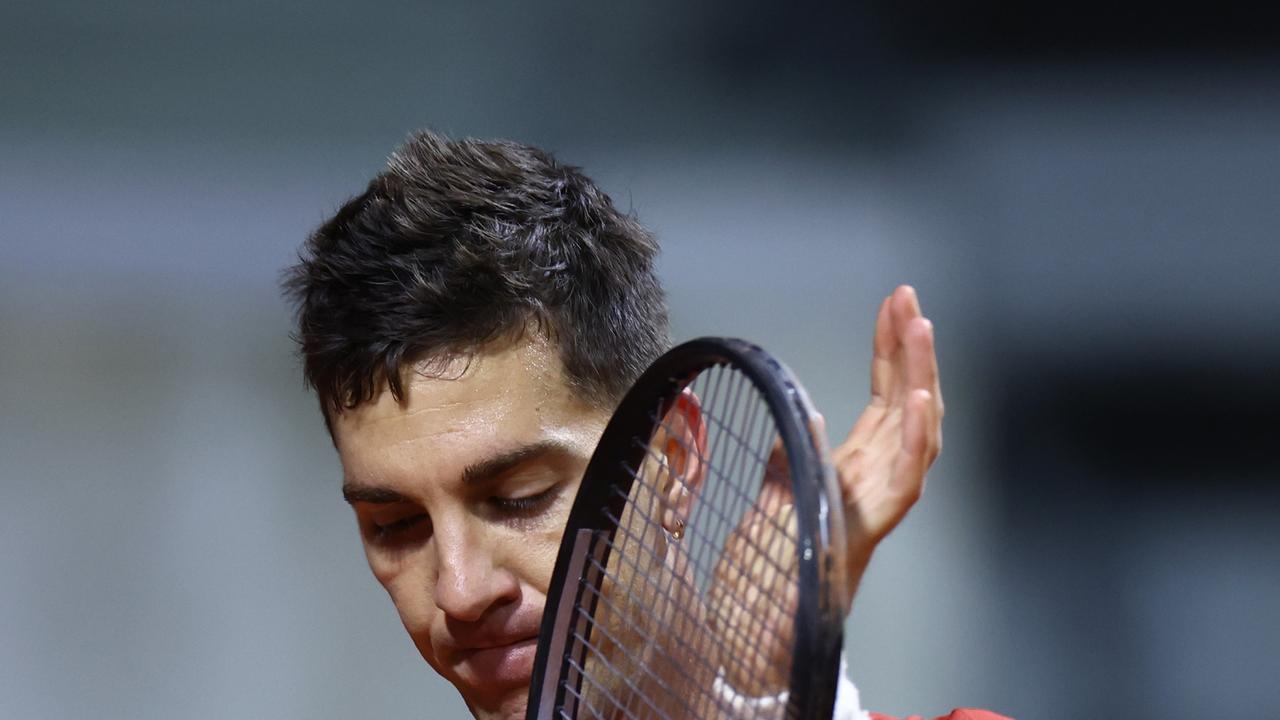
[630,437,800,587]
[566,600,728,719]
[601,472,800,633]
[556,362,810,719]
[581,543,760,692]
[576,547,794,718]
[590,504,800,701]
[616,443,798,617]
[571,558,778,720]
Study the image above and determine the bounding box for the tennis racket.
[527,337,848,720]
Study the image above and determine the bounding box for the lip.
[454,637,540,686]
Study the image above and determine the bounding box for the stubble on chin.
[463,687,530,720]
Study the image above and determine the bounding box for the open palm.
[706,286,944,698]
[833,285,944,603]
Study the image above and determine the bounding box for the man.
[285,131,1003,720]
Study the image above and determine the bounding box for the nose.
[432,518,520,622]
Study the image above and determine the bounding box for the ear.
[658,388,707,538]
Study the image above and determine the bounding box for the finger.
[869,294,896,406]
[809,412,827,441]
[899,286,944,420]
[915,382,942,464]
[891,284,923,330]
[761,412,824,498]
[891,285,921,341]
[903,316,939,403]
[757,423,801,516]
[886,286,922,403]
[895,388,931,484]
[844,287,930,456]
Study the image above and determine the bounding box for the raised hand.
[705,286,944,702]
[834,284,944,603]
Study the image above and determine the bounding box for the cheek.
[367,548,437,634]
[543,495,586,587]
[532,528,566,593]
[500,520,569,597]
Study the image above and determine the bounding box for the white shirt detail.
[711,655,870,720]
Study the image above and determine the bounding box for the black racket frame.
[526,337,847,720]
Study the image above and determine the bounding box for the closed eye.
[490,485,559,517]
[370,513,427,543]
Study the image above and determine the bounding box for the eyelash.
[369,486,559,541]
[491,486,557,515]
[372,514,425,541]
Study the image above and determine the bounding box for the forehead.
[331,337,600,476]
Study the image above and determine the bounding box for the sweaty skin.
[331,285,943,720]
[332,337,609,720]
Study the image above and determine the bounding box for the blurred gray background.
[3,3,1278,719]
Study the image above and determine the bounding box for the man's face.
[331,337,610,720]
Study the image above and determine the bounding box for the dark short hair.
[283,130,669,420]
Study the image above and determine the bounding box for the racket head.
[527,337,848,720]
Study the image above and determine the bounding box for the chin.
[464,686,529,720]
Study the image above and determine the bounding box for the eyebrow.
[342,439,575,505]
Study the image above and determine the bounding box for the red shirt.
[871,711,1011,720]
